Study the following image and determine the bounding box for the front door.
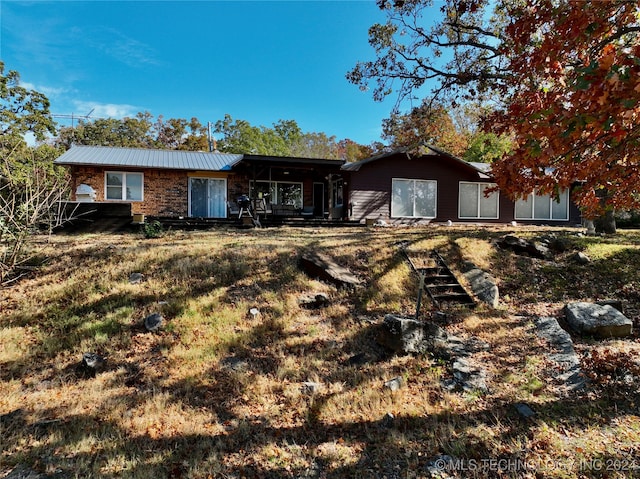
[189,178,227,218]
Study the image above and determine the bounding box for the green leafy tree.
[291,132,340,159]
[214,114,290,156]
[1,62,56,149]
[1,63,68,283]
[463,131,512,164]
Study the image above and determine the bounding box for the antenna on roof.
[52,109,98,145]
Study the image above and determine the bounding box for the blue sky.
[0,0,432,146]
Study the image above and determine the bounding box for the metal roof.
[54,145,244,171]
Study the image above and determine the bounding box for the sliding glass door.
[189,178,227,218]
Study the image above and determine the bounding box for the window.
[333,179,343,207]
[250,181,303,208]
[391,178,437,218]
[105,172,143,201]
[459,182,499,219]
[515,189,569,221]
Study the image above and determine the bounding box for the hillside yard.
[1,225,639,478]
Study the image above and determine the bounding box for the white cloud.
[19,81,69,99]
[72,101,140,119]
[90,27,163,68]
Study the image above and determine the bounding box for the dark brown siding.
[348,153,488,224]
[346,153,583,226]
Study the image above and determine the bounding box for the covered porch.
[227,155,347,220]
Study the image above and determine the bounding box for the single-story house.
[54,144,582,226]
[54,145,347,219]
[341,145,582,226]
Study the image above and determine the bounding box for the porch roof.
[238,154,345,169]
[54,145,244,171]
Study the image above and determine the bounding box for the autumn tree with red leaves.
[349,0,640,231]
[382,101,469,157]
[488,0,640,231]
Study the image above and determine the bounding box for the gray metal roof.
[54,145,244,171]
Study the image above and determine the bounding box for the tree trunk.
[584,219,596,236]
[601,209,617,234]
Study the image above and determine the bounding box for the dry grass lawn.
[1,225,639,478]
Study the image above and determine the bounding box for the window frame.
[250,180,303,208]
[514,189,569,221]
[104,171,144,202]
[458,181,500,220]
[333,179,344,208]
[188,176,228,218]
[391,178,437,219]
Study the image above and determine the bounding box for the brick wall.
[69,166,189,216]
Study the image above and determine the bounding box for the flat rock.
[462,262,499,307]
[128,272,144,284]
[452,357,488,393]
[564,302,632,338]
[377,314,447,355]
[384,376,403,391]
[535,316,586,392]
[514,402,536,419]
[298,292,330,309]
[299,252,361,288]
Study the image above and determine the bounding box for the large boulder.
[299,252,361,288]
[564,302,632,338]
[497,235,550,259]
[377,314,447,354]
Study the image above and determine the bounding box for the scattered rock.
[564,302,633,338]
[345,352,369,366]
[425,455,456,479]
[545,235,571,253]
[221,356,249,372]
[299,252,362,288]
[441,335,489,359]
[384,376,403,391]
[79,352,106,377]
[301,381,322,395]
[377,315,447,355]
[514,402,536,419]
[571,252,591,264]
[379,412,395,429]
[144,312,164,332]
[497,235,550,259]
[248,307,260,319]
[452,357,488,393]
[298,293,330,309]
[534,316,586,392]
[128,272,144,284]
[461,261,499,307]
